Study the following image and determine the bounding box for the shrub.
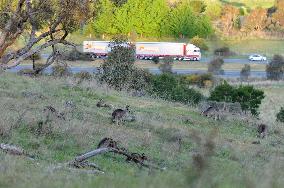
[209,82,265,116]
[266,54,284,80]
[159,56,173,74]
[150,73,203,105]
[190,36,209,51]
[99,35,149,91]
[62,49,94,61]
[214,47,235,56]
[51,63,71,77]
[152,56,160,64]
[208,58,224,75]
[240,64,251,81]
[129,68,152,91]
[181,73,214,88]
[276,107,284,123]
[74,71,93,80]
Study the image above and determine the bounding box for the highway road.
[8,64,267,78]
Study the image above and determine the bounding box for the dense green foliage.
[99,36,150,91]
[190,36,209,51]
[149,73,203,105]
[276,107,284,122]
[91,0,213,38]
[209,82,265,115]
[180,73,214,88]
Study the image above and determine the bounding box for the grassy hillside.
[0,73,284,188]
[220,0,274,8]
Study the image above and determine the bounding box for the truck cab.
[183,44,201,61]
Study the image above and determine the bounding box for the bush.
[74,71,93,80]
[62,49,95,61]
[51,63,71,77]
[266,54,284,80]
[159,56,173,74]
[240,64,251,81]
[276,107,284,123]
[209,82,265,116]
[152,56,160,64]
[190,36,209,51]
[150,73,203,105]
[129,68,152,91]
[214,47,235,56]
[99,35,149,91]
[181,73,214,88]
[208,58,224,75]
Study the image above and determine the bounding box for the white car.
[249,54,267,61]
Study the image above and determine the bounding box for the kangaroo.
[126,153,148,164]
[201,106,220,120]
[257,124,268,138]
[97,137,119,149]
[96,99,113,109]
[111,105,130,125]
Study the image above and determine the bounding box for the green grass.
[0,73,284,188]
[220,0,274,8]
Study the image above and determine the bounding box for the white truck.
[83,41,201,61]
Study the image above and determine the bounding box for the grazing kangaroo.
[201,106,220,120]
[111,105,130,125]
[97,137,119,149]
[126,153,148,164]
[257,124,268,138]
[96,99,113,109]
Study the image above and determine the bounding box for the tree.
[189,0,206,13]
[240,64,251,81]
[266,55,284,80]
[93,0,118,35]
[204,2,222,21]
[0,0,94,72]
[272,0,284,27]
[159,56,173,74]
[99,35,135,90]
[219,5,240,35]
[276,107,284,123]
[243,8,268,32]
[209,82,265,116]
[113,0,169,37]
[190,36,209,51]
[208,58,224,75]
[163,1,212,38]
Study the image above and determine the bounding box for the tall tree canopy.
[163,1,212,38]
[0,0,95,71]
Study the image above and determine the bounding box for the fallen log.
[74,147,114,162]
[0,143,25,155]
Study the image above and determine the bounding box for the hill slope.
[0,73,284,188]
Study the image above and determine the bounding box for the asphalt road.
[200,57,269,64]
[8,64,267,78]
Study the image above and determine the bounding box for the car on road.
[249,54,267,61]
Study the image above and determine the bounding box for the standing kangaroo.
[112,105,130,125]
[257,124,268,138]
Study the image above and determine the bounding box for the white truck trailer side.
[83,41,201,61]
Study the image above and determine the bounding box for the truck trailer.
[83,41,201,61]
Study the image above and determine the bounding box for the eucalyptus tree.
[0,0,95,72]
